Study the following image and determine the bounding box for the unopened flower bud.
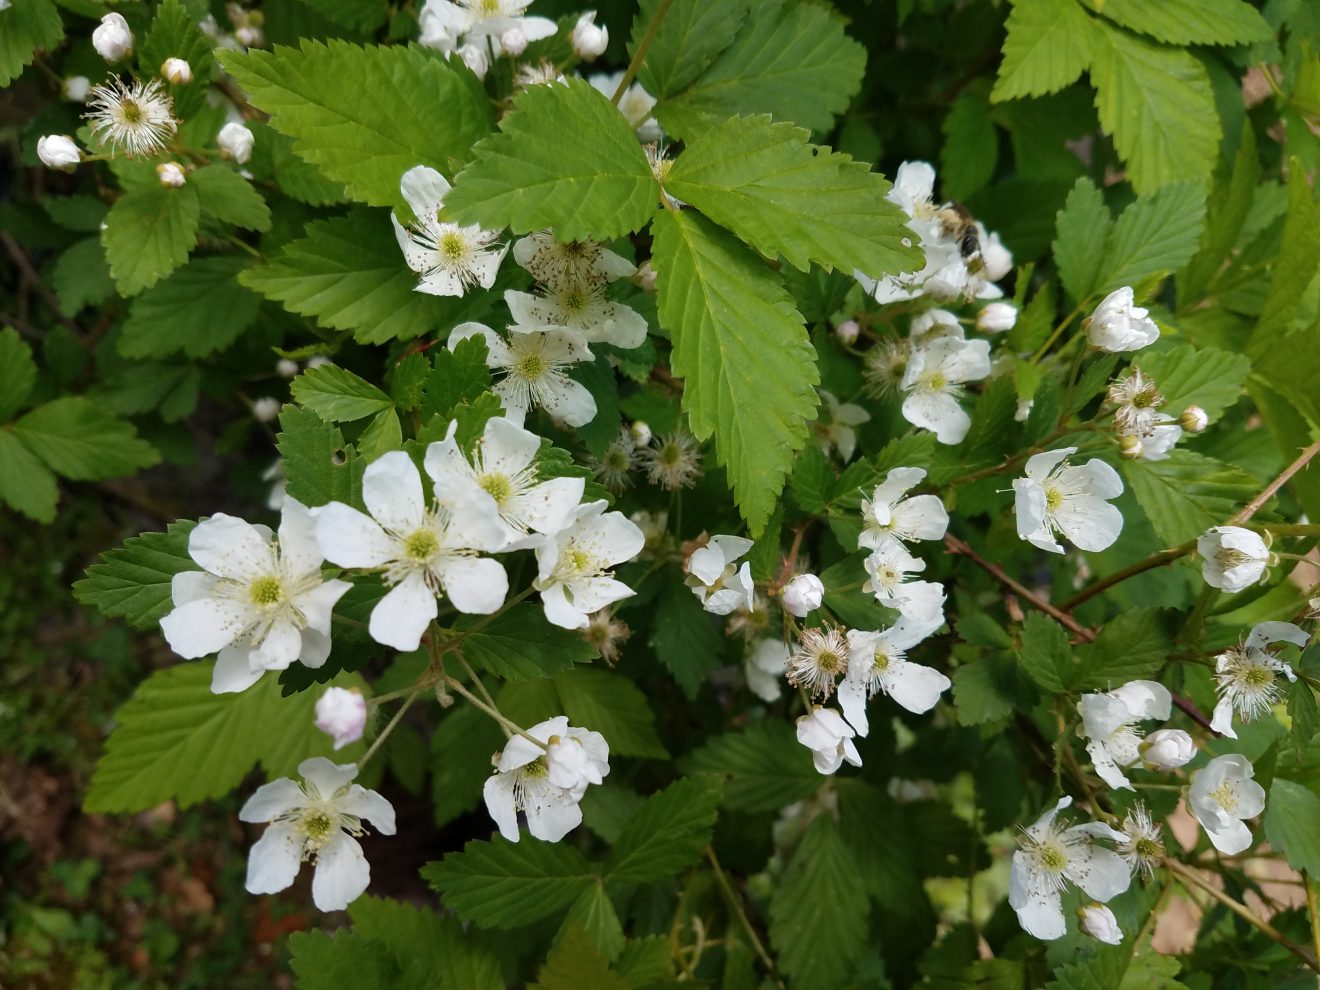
[217,121,254,164]
[1179,405,1208,433]
[251,396,281,422]
[457,43,489,79]
[500,27,528,56]
[156,162,187,187]
[1141,728,1196,770]
[93,12,134,62]
[1015,397,1034,423]
[782,573,825,617]
[1118,433,1144,459]
[571,11,609,60]
[275,358,300,378]
[306,355,332,370]
[235,24,264,47]
[63,75,90,102]
[835,319,860,346]
[314,687,367,750]
[629,420,652,446]
[1078,903,1122,945]
[161,57,193,84]
[977,302,1017,333]
[37,135,81,171]
[635,260,657,293]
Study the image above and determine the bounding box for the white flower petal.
[434,555,509,614]
[362,451,426,535]
[483,774,521,842]
[887,662,950,714]
[239,778,306,822]
[160,598,251,658]
[189,514,276,580]
[369,570,437,651]
[311,833,371,911]
[212,643,264,693]
[245,822,303,895]
[314,502,397,568]
[338,785,397,835]
[277,497,324,577]
[399,165,450,220]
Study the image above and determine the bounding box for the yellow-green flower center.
[249,575,284,607]
[405,529,439,561]
[517,353,547,380]
[479,472,513,505]
[1210,782,1238,813]
[567,548,594,573]
[1134,835,1163,859]
[523,757,549,778]
[1045,486,1064,512]
[302,811,334,839]
[873,649,891,672]
[1038,842,1068,871]
[817,650,844,674]
[439,231,466,262]
[120,99,143,124]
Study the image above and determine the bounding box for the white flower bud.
[977,302,1017,333]
[500,27,528,56]
[1014,397,1034,423]
[1118,433,1144,459]
[216,121,254,164]
[629,420,652,447]
[782,573,825,617]
[234,24,264,47]
[156,162,187,187]
[306,355,332,370]
[1086,286,1160,352]
[635,260,657,293]
[275,358,300,378]
[251,396,281,422]
[37,135,81,171]
[980,230,1013,282]
[835,319,860,346]
[161,57,193,84]
[457,43,489,79]
[1179,405,1209,433]
[572,11,609,60]
[314,687,367,750]
[93,12,134,62]
[63,76,91,102]
[1079,903,1122,945]
[1141,728,1196,770]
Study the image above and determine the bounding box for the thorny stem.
[704,846,783,985]
[612,0,674,104]
[443,675,547,749]
[359,689,419,767]
[1164,859,1320,972]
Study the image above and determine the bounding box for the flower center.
[1209,781,1239,813]
[1216,547,1252,568]
[439,231,467,262]
[873,649,892,672]
[249,575,285,607]
[1037,840,1068,872]
[479,472,513,505]
[517,353,547,380]
[1242,666,1275,689]
[566,548,595,573]
[925,371,948,392]
[1044,486,1064,512]
[817,650,844,674]
[301,811,335,840]
[560,288,588,314]
[120,99,143,124]
[405,529,440,561]
[1134,835,1163,859]
[877,566,898,585]
[523,757,549,778]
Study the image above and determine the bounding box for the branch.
[612,0,674,104]
[944,534,1094,640]
[1229,439,1320,526]
[1059,541,1197,612]
[1,231,85,341]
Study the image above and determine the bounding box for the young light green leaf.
[1052,177,1111,303]
[291,365,393,422]
[1137,343,1251,422]
[554,668,668,759]
[681,720,821,812]
[84,662,368,812]
[1123,450,1260,545]
[665,114,921,278]
[652,210,819,533]
[656,0,866,140]
[604,777,721,884]
[0,432,58,523]
[14,398,160,480]
[456,605,597,682]
[1081,0,1272,46]
[217,41,493,208]
[0,0,62,87]
[0,327,37,421]
[991,0,1095,102]
[633,0,749,98]
[445,77,658,242]
[190,165,272,231]
[1097,182,1208,296]
[119,256,261,359]
[1090,21,1220,195]
[101,183,201,296]
[73,519,198,630]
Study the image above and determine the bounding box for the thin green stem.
[359,689,419,767]
[455,652,499,711]
[704,846,783,987]
[444,675,546,749]
[1030,300,1089,364]
[612,0,675,104]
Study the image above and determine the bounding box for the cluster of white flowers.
[1106,365,1207,462]
[484,716,610,842]
[1077,680,1195,790]
[418,0,558,76]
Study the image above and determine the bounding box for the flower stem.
[1059,540,1197,612]
[704,846,783,986]
[612,0,675,104]
[359,689,419,768]
[1229,439,1320,526]
[443,675,546,749]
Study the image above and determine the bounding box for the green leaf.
[0,0,62,87]
[0,432,58,523]
[276,406,365,510]
[43,194,109,233]
[14,398,159,480]
[1138,343,1251,422]
[1097,181,1208,295]
[84,662,368,813]
[952,653,1021,726]
[138,0,216,115]
[941,87,999,201]
[1264,778,1320,875]
[666,114,921,278]
[991,0,1095,102]
[420,335,493,422]
[1082,0,1272,46]
[217,41,493,208]
[770,816,869,990]
[791,441,835,515]
[652,210,818,533]
[1182,123,1259,301]
[1251,167,1320,357]
[1052,178,1112,303]
[604,777,721,884]
[422,837,597,929]
[634,0,749,99]
[189,165,272,231]
[73,519,198,630]
[239,209,504,345]
[289,930,397,987]
[346,896,504,990]
[554,668,668,759]
[291,365,393,422]
[119,256,261,359]
[446,77,657,242]
[431,704,504,827]
[0,327,37,421]
[457,605,596,682]
[1090,21,1220,195]
[1287,680,1319,760]
[1123,450,1259,545]
[681,720,821,812]
[1016,612,1082,693]
[656,0,866,140]
[648,579,722,698]
[1078,607,1172,688]
[297,0,389,32]
[51,238,116,316]
[101,184,201,296]
[532,923,630,990]
[559,885,626,962]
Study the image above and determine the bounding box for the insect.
[935,201,982,263]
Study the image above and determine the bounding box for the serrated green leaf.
[420,334,493,422]
[652,210,818,533]
[430,703,504,827]
[346,896,504,990]
[51,237,116,316]
[681,720,820,812]
[1098,181,1208,295]
[288,930,397,988]
[456,605,596,682]
[770,816,869,990]
[991,0,1095,102]
[423,837,597,929]
[648,579,722,698]
[559,884,626,962]
[0,432,58,523]
[656,0,866,139]
[189,165,272,231]
[941,87,998,200]
[101,183,201,296]
[297,0,389,32]
[84,662,368,812]
[42,195,108,233]
[633,0,748,99]
[667,115,921,279]
[1091,21,1220,195]
[1079,607,1172,688]
[0,326,37,421]
[218,41,493,208]
[533,922,630,990]
[1250,167,1320,357]
[1264,778,1320,875]
[605,777,720,884]
[291,364,393,422]
[1016,612,1081,693]
[1138,343,1250,422]
[952,653,1020,726]
[138,0,215,117]
[1082,0,1272,46]
[1287,680,1319,760]
[119,256,261,359]
[790,441,835,514]
[1052,177,1111,303]
[0,0,62,87]
[554,667,668,759]
[73,519,197,630]
[1182,124,1259,302]
[276,406,365,510]
[356,408,402,461]
[1123,450,1259,545]
[446,77,657,241]
[14,397,159,480]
